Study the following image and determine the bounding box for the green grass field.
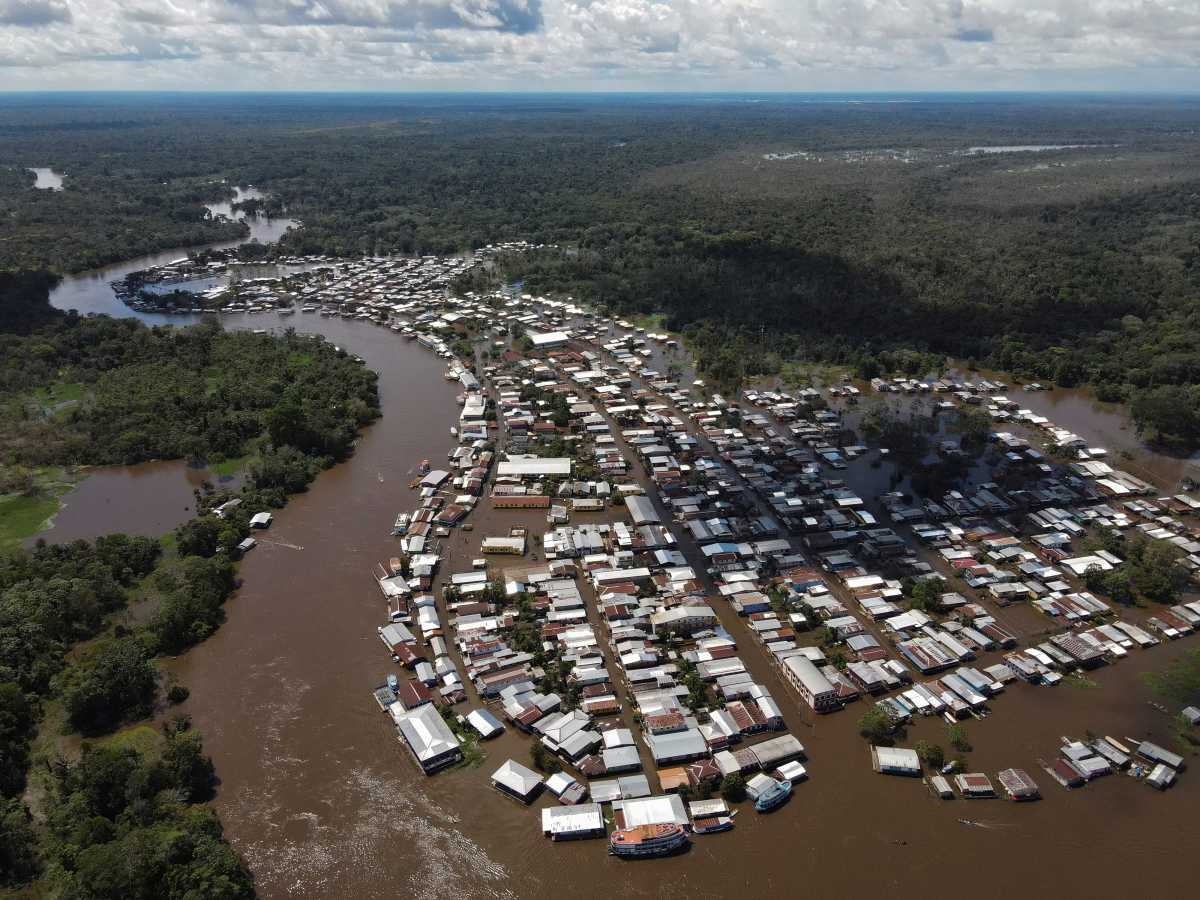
[0,472,83,552]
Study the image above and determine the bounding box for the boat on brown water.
[608,824,689,858]
[692,815,734,835]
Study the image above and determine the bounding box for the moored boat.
[392,513,410,536]
[608,824,688,858]
[691,816,733,834]
[754,778,793,813]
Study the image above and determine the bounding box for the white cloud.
[0,0,1198,89]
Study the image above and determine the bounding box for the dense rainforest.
[0,272,380,470]
[0,273,380,893]
[0,162,247,274]
[3,93,1199,441]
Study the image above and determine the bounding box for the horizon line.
[3,88,1200,97]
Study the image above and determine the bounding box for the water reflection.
[29,167,64,190]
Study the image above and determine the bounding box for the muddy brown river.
[48,279,1200,898]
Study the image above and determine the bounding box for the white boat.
[609,824,688,859]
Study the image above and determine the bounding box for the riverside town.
[5,90,1200,900]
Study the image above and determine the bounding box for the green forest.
[0,272,379,472]
[3,94,1199,441]
[0,273,380,893]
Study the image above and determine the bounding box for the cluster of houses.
[344,253,1200,833]
[1041,736,1185,792]
[361,285,829,840]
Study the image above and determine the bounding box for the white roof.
[776,760,808,782]
[529,330,569,346]
[613,794,688,827]
[783,655,835,695]
[491,759,542,796]
[541,803,603,835]
[393,705,459,764]
[465,708,503,737]
[688,798,729,817]
[874,746,921,772]
[497,456,573,477]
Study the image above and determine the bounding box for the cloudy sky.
[0,0,1197,91]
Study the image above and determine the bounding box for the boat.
[392,513,410,536]
[450,426,458,437]
[418,459,431,474]
[691,816,734,834]
[608,824,689,859]
[386,674,399,692]
[753,778,793,813]
[388,556,404,576]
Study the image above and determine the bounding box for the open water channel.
[43,230,1200,898]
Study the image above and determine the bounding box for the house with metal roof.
[392,704,462,774]
[541,803,605,841]
[465,708,504,740]
[781,655,839,712]
[624,494,660,525]
[871,746,921,776]
[491,759,544,803]
[612,794,688,829]
[496,455,572,477]
[645,728,709,765]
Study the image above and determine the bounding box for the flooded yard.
[33,460,239,546]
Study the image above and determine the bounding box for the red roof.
[397,681,432,710]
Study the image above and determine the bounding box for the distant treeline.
[0,164,246,274]
[3,95,1200,441]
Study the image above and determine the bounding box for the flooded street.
[165,317,1194,900]
[45,277,1200,898]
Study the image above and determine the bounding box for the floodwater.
[757,362,1200,495]
[937,364,1200,492]
[205,186,295,246]
[29,167,64,190]
[48,266,1200,898]
[48,191,297,324]
[1003,385,1199,489]
[156,314,1195,899]
[965,145,1095,155]
[32,460,238,546]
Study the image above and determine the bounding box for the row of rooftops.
[357,255,1200,828]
